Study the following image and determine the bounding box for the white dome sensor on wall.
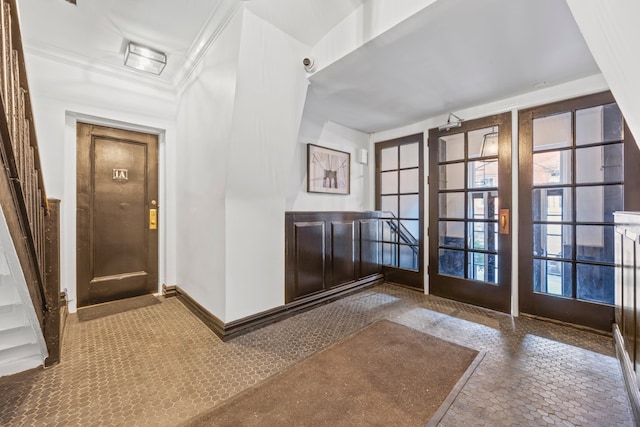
[303,57,317,73]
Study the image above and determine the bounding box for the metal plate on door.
[113,168,128,181]
[499,209,509,235]
[149,208,157,230]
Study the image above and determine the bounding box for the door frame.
[428,112,512,313]
[64,112,168,312]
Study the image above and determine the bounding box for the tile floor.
[0,283,633,426]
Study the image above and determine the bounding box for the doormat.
[183,319,483,426]
[77,294,161,322]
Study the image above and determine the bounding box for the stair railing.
[0,0,60,365]
[379,211,419,269]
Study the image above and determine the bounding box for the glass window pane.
[468,126,499,158]
[468,252,498,284]
[467,191,498,220]
[577,263,614,304]
[400,194,419,219]
[576,104,623,146]
[382,243,397,266]
[381,195,398,216]
[400,168,419,194]
[439,133,464,162]
[469,160,498,188]
[439,221,464,248]
[381,171,398,194]
[533,151,572,185]
[381,219,398,243]
[439,249,464,278]
[533,188,572,222]
[576,144,622,184]
[533,259,573,298]
[439,163,464,190]
[399,245,419,270]
[533,112,572,151]
[439,193,464,219]
[576,185,622,223]
[468,222,497,251]
[577,225,615,263]
[380,146,398,171]
[400,220,420,242]
[533,224,572,259]
[400,143,419,168]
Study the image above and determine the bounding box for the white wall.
[224,10,309,321]
[175,9,310,322]
[287,111,371,212]
[24,52,178,313]
[566,0,640,144]
[175,10,244,321]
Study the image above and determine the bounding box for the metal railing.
[379,211,419,270]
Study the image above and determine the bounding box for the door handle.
[499,209,509,235]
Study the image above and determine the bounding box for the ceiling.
[306,0,601,133]
[16,0,599,134]
[246,0,364,47]
[17,0,226,83]
[16,0,365,84]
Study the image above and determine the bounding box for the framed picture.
[307,144,350,194]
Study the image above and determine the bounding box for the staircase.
[0,0,60,377]
[0,241,47,377]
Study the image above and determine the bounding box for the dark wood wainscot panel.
[614,212,640,423]
[285,212,382,303]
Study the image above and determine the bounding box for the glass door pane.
[530,102,622,304]
[375,134,424,289]
[429,114,512,313]
[518,92,636,331]
[436,126,500,285]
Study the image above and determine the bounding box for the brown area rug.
[184,319,481,426]
[77,294,161,322]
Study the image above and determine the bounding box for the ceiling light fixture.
[438,113,464,131]
[480,131,499,157]
[124,42,167,75]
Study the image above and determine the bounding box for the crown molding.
[174,0,242,93]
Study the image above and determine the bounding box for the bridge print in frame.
[307,144,350,195]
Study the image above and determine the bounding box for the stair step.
[0,278,20,307]
[0,304,28,332]
[0,326,36,351]
[0,343,43,377]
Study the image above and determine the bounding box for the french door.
[375,134,424,289]
[428,113,512,312]
[519,91,640,331]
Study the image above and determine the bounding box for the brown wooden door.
[518,91,640,331]
[428,112,512,313]
[77,123,159,307]
[375,133,424,290]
